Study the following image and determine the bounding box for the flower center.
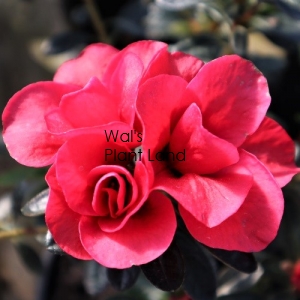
[88,165,138,218]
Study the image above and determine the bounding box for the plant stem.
[0,226,47,239]
[84,0,110,43]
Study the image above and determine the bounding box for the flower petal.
[104,41,167,77]
[103,53,144,126]
[242,117,299,187]
[139,48,172,85]
[180,150,284,252]
[187,55,271,146]
[59,77,120,128]
[96,161,150,232]
[140,50,204,85]
[47,122,141,149]
[170,103,239,174]
[55,133,130,216]
[170,51,204,82]
[53,43,118,86]
[2,82,78,167]
[155,156,253,228]
[45,108,74,134]
[79,191,176,268]
[45,165,91,260]
[136,75,188,153]
[124,40,167,69]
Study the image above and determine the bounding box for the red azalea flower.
[2,40,298,268]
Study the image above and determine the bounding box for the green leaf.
[15,242,43,274]
[107,266,140,291]
[21,188,49,217]
[141,242,184,292]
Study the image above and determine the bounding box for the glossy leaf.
[21,188,49,216]
[206,248,257,274]
[15,242,43,274]
[83,261,108,296]
[141,242,184,292]
[107,266,140,291]
[176,230,217,300]
[217,265,264,296]
[45,230,65,255]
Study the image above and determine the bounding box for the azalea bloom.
[2,40,298,268]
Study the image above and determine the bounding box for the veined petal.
[140,49,204,85]
[187,55,271,146]
[54,43,118,86]
[55,133,130,216]
[2,82,78,167]
[45,165,91,260]
[155,156,253,228]
[140,48,172,85]
[242,117,299,187]
[170,51,204,82]
[103,53,144,126]
[46,122,141,149]
[59,77,120,128]
[136,75,188,154]
[180,150,284,252]
[79,191,176,269]
[170,103,239,174]
[103,40,167,79]
[45,108,74,134]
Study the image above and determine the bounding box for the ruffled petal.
[154,156,253,228]
[55,133,130,216]
[140,50,204,85]
[46,122,141,150]
[2,82,78,167]
[170,103,239,174]
[45,108,74,134]
[59,77,120,128]
[242,117,299,187]
[123,40,167,69]
[53,43,118,86]
[140,48,172,85]
[103,53,144,126]
[136,75,188,153]
[96,161,150,232]
[103,40,167,78]
[180,150,284,252]
[170,51,204,82]
[45,165,92,260]
[88,161,150,232]
[79,191,176,268]
[187,55,271,146]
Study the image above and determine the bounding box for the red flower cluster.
[2,41,298,268]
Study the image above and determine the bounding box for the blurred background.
[1,0,300,299]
